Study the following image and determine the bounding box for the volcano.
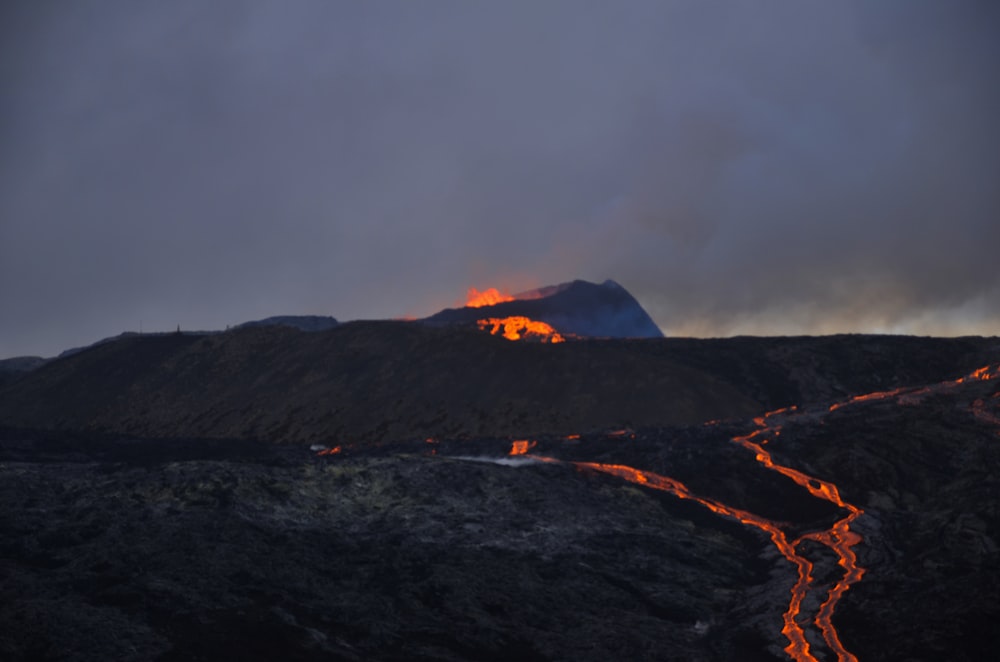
[424,279,664,339]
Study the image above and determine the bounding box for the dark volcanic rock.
[0,433,780,662]
[423,279,664,338]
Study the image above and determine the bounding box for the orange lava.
[734,414,863,662]
[511,397,869,662]
[968,366,1000,429]
[829,364,1000,412]
[961,365,999,382]
[509,440,537,455]
[828,388,906,411]
[316,445,342,456]
[524,449,820,661]
[477,316,566,343]
[466,287,515,308]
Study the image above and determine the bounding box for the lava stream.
[316,361,999,660]
[736,363,999,660]
[828,363,1000,412]
[736,411,864,662]
[527,453,821,660]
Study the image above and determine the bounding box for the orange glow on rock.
[316,445,342,456]
[465,287,515,308]
[477,316,566,343]
[828,388,906,412]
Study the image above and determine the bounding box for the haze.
[2,1,998,358]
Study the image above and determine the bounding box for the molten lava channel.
[315,357,999,662]
[514,401,877,661]
[735,410,864,662]
[525,449,824,660]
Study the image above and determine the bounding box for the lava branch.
[828,363,1000,412]
[314,362,1000,660]
[525,452,822,662]
[736,412,864,662]
[518,399,873,662]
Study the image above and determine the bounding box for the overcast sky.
[2,1,998,358]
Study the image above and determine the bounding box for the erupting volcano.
[462,287,566,342]
[424,279,664,339]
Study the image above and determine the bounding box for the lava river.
[512,363,999,661]
[522,408,865,662]
[317,363,1000,661]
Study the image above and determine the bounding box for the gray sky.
[2,1,999,358]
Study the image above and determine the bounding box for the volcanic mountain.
[423,279,664,339]
[1,284,999,662]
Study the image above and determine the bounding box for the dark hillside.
[0,323,753,444]
[1,326,996,445]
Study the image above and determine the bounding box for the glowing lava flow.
[829,363,1000,412]
[315,360,1000,659]
[735,411,864,662]
[514,395,874,662]
[477,316,566,343]
[522,449,821,661]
